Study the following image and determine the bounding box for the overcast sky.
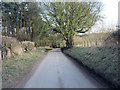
[89,0,120,33]
[101,0,119,28]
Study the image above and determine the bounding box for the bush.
[21,41,35,52]
[1,36,23,59]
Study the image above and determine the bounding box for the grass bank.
[2,48,47,88]
[63,47,119,88]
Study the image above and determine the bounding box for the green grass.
[63,47,119,87]
[2,49,46,88]
[38,46,53,51]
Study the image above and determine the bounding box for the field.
[2,48,46,88]
[74,31,117,47]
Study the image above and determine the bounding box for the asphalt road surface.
[23,48,106,88]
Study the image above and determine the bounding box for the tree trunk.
[2,19,6,35]
[20,9,23,33]
[23,21,25,34]
[12,26,15,37]
[28,20,31,35]
[65,34,74,48]
[31,24,34,41]
[16,12,19,36]
[66,39,73,48]
[7,18,10,36]
[26,20,28,34]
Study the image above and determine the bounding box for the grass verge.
[62,47,119,88]
[2,48,46,88]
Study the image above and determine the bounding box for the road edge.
[15,50,51,88]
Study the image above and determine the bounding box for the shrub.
[1,36,23,60]
[21,41,35,52]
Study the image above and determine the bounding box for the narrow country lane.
[21,48,106,88]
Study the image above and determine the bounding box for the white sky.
[90,0,120,33]
[101,0,119,27]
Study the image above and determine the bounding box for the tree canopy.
[2,2,43,41]
[42,2,102,47]
[2,2,102,47]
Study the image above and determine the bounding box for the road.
[22,48,105,88]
